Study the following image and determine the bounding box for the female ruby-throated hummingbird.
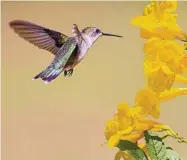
[9,20,122,83]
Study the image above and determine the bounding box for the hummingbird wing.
[33,37,78,83]
[9,20,68,55]
[72,24,84,42]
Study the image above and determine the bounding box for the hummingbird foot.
[64,69,73,77]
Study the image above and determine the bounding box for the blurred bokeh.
[2,1,187,160]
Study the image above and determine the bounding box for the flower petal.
[131,0,183,40]
[159,88,187,102]
[131,16,148,27]
[175,74,187,84]
[179,54,187,69]
[150,104,161,119]
[117,102,130,114]
[146,62,175,92]
[151,124,170,132]
[121,131,144,143]
[108,133,121,147]
[119,126,134,135]
[135,88,158,116]
[105,120,119,140]
[135,119,157,131]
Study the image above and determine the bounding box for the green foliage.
[165,146,183,160]
[144,130,167,160]
[144,130,184,160]
[117,140,148,160]
[115,131,184,160]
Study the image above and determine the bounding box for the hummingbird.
[9,20,122,83]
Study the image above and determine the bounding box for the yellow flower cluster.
[105,1,187,159]
[131,0,187,41]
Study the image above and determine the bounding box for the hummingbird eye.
[95,29,100,34]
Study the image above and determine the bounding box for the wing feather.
[33,37,78,82]
[9,20,68,55]
[48,37,78,70]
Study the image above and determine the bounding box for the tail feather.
[33,67,63,83]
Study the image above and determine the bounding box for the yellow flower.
[157,40,184,64]
[134,88,187,118]
[143,1,178,15]
[135,88,160,118]
[159,88,187,101]
[144,37,184,64]
[143,37,162,61]
[175,74,187,84]
[105,120,119,141]
[105,99,182,148]
[131,0,187,40]
[104,89,187,147]
[143,37,187,88]
[108,1,187,158]
[144,60,175,92]
[178,54,187,73]
[105,102,163,147]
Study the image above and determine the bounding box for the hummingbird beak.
[102,32,123,38]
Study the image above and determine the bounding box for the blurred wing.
[9,20,68,55]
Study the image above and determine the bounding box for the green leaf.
[144,130,167,160]
[117,140,148,160]
[144,130,184,160]
[165,146,183,160]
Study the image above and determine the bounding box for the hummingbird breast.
[77,38,91,61]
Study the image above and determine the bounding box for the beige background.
[2,1,187,160]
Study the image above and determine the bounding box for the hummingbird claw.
[64,69,73,77]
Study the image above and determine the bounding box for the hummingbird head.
[81,27,122,45]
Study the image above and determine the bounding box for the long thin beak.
[102,32,123,38]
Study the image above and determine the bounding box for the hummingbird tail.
[33,67,63,83]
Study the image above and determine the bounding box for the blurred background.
[2,1,187,160]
